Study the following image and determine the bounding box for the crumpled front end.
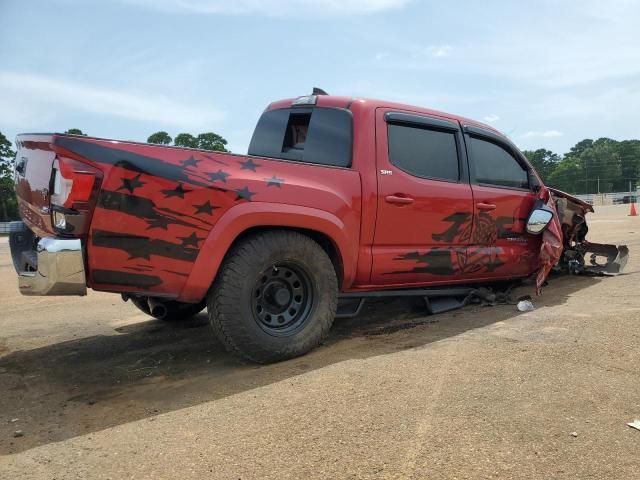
[538,187,629,290]
[535,188,564,293]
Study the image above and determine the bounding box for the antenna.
[312,87,328,95]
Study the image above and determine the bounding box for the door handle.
[385,195,414,205]
[477,202,496,211]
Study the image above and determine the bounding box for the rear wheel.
[130,297,206,321]
[208,231,338,363]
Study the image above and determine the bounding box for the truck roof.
[267,95,503,136]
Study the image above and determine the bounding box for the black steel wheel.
[208,230,338,363]
[251,263,313,336]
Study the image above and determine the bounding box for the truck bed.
[14,133,362,300]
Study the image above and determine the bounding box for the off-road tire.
[208,230,338,363]
[130,297,206,321]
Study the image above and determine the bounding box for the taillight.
[51,158,98,207]
[50,157,102,236]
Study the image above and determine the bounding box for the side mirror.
[526,205,554,234]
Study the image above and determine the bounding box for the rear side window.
[387,124,459,181]
[469,136,529,189]
[248,107,352,167]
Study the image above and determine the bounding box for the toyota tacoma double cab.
[9,90,627,363]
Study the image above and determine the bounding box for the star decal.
[235,186,255,201]
[193,200,217,215]
[239,159,260,171]
[117,174,145,194]
[182,155,200,168]
[207,170,230,183]
[265,175,285,188]
[146,217,171,230]
[161,183,192,199]
[178,232,203,248]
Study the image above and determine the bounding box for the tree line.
[523,138,640,194]
[0,131,17,221]
[58,129,230,152]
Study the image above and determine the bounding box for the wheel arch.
[178,202,357,303]
[232,225,344,286]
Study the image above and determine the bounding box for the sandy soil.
[0,204,638,479]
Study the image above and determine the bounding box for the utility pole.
[585,161,588,195]
[597,177,600,194]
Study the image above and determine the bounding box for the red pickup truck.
[9,91,626,363]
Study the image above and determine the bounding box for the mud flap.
[424,296,467,314]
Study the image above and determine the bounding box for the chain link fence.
[573,190,639,206]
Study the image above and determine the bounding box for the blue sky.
[1,0,638,155]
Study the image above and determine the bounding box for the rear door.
[371,110,474,286]
[463,126,539,279]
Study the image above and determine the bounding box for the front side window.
[248,107,352,167]
[469,136,529,189]
[387,123,459,182]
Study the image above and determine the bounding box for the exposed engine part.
[549,189,628,278]
[563,242,629,276]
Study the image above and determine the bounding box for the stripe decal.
[92,230,199,262]
[92,269,163,288]
[97,191,208,231]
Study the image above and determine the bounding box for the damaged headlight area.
[551,190,629,276]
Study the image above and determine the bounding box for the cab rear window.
[248,107,352,167]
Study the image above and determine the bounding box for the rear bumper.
[10,224,87,296]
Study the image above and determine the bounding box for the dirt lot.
[0,204,638,479]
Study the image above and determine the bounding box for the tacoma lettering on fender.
[9,91,628,363]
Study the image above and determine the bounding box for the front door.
[463,127,539,279]
[371,109,474,286]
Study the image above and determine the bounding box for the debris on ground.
[627,420,640,431]
[570,432,578,438]
[13,430,23,438]
[465,286,515,307]
[517,300,535,312]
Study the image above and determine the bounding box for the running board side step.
[336,287,476,319]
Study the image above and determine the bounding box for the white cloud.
[425,45,452,58]
[375,52,390,62]
[483,114,500,123]
[521,130,564,139]
[0,71,224,130]
[125,0,411,16]
[366,2,640,89]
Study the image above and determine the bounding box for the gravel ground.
[0,204,638,479]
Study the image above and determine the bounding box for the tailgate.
[14,134,56,237]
